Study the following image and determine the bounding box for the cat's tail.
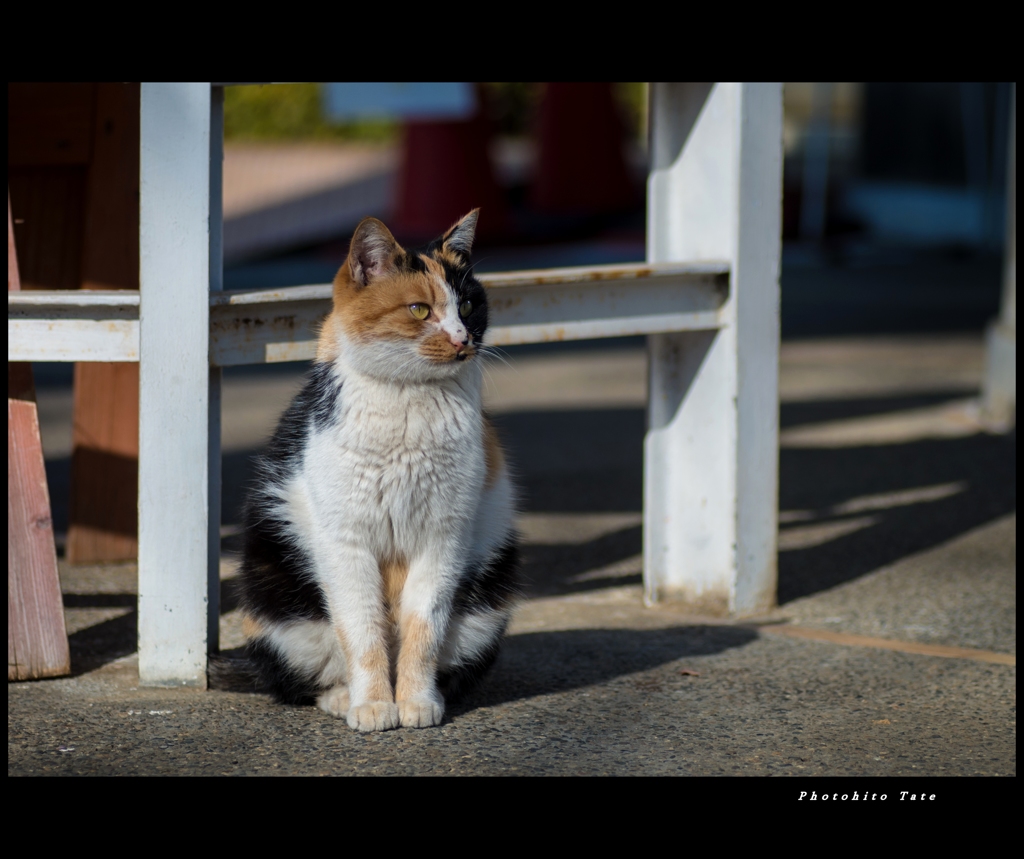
[207,649,267,694]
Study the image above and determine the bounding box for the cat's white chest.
[294,367,485,559]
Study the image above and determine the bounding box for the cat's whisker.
[479,345,519,374]
[480,343,514,363]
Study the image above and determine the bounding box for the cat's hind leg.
[437,538,519,702]
[247,617,349,708]
[438,608,509,700]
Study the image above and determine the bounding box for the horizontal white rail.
[484,260,728,347]
[8,261,730,365]
[8,291,141,362]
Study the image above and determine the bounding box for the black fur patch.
[434,254,489,345]
[237,363,340,627]
[237,514,329,625]
[207,650,264,693]
[295,361,342,433]
[398,250,427,274]
[399,238,489,345]
[438,638,503,702]
[246,637,318,706]
[452,538,521,614]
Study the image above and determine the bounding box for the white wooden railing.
[8,261,730,364]
[8,82,784,687]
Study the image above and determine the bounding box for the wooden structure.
[8,82,785,687]
[8,83,140,563]
[8,197,70,680]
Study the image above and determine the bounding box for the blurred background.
[11,82,1015,614]
[212,82,1013,336]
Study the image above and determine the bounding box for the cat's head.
[321,210,488,382]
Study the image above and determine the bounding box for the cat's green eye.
[459,300,473,318]
[409,303,430,320]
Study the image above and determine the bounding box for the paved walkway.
[10,333,1015,777]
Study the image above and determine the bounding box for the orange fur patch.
[319,226,476,367]
[436,247,462,269]
[419,254,450,295]
[395,613,435,701]
[359,642,394,702]
[333,623,389,702]
[419,331,462,363]
[241,613,265,640]
[329,266,446,350]
[315,314,341,362]
[380,555,409,627]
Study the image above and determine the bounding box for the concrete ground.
[10,331,1015,778]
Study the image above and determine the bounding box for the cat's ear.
[441,209,479,260]
[347,217,402,287]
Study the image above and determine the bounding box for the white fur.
[437,608,510,666]
[469,471,518,562]
[316,685,350,717]
[433,276,470,346]
[246,227,517,731]
[264,618,349,688]
[264,344,514,724]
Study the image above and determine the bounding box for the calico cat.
[237,210,519,732]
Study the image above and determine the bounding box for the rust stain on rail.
[484,265,660,288]
[542,265,656,284]
[211,314,306,333]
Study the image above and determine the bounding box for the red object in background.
[392,89,508,242]
[531,82,637,215]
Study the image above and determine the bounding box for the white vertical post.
[982,83,1015,427]
[139,83,212,686]
[733,84,784,613]
[644,82,782,615]
[208,85,224,654]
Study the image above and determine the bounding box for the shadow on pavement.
[452,624,758,715]
[777,430,1015,602]
[217,394,1016,607]
[55,388,1014,677]
[66,607,137,676]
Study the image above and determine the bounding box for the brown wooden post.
[8,194,71,680]
[8,82,141,562]
[68,82,141,562]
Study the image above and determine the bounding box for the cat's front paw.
[347,701,400,732]
[316,686,350,718]
[398,696,445,728]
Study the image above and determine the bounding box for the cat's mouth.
[421,347,475,365]
[419,334,476,364]
[451,341,477,362]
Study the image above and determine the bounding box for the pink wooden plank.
[8,398,71,679]
[8,194,70,680]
